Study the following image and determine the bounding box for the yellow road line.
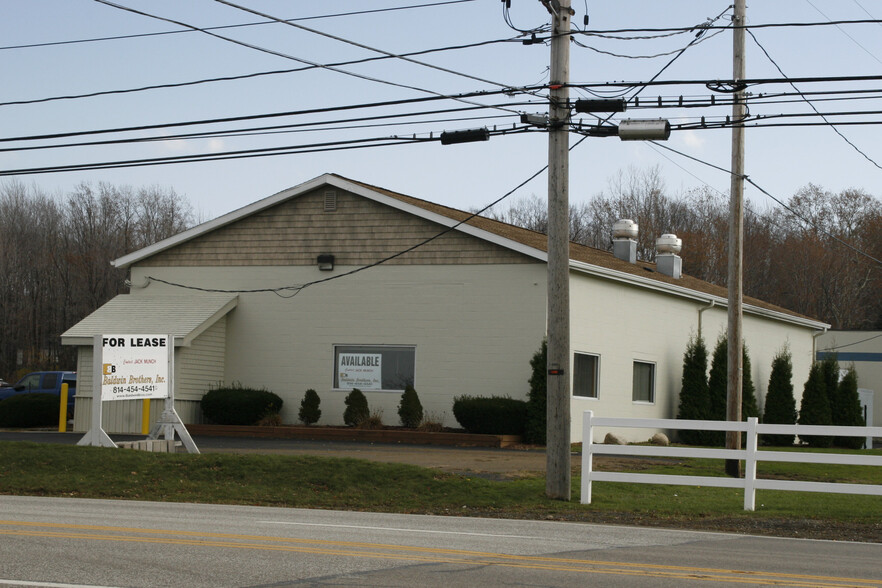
[0,521,878,587]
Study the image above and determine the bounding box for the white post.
[581,410,594,504]
[743,417,758,510]
[77,335,117,448]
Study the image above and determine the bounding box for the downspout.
[812,328,828,363]
[697,300,715,340]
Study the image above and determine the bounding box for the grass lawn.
[0,441,879,542]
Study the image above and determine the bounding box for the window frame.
[572,351,600,399]
[631,360,656,404]
[332,344,416,392]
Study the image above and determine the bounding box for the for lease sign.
[100,335,170,400]
[338,353,382,390]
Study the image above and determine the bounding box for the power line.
[92,0,518,115]
[1,1,478,51]
[804,0,882,66]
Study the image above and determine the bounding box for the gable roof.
[112,173,826,329]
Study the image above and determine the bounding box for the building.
[62,174,828,441]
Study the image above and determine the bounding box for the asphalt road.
[1,496,880,588]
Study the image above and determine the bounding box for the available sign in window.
[337,353,382,390]
[100,334,170,401]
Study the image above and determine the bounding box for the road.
[0,496,880,587]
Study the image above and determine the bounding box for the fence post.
[743,417,758,511]
[581,410,594,504]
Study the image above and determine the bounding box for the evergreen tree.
[397,385,424,428]
[343,388,370,426]
[763,348,797,446]
[820,353,840,419]
[707,334,728,445]
[797,362,833,447]
[525,340,547,445]
[741,346,759,420]
[676,335,711,445]
[298,388,321,425]
[832,367,864,449]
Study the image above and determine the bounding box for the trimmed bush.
[200,385,283,426]
[707,334,728,445]
[0,393,60,428]
[343,388,370,426]
[298,389,321,425]
[397,386,423,428]
[798,362,833,447]
[833,367,865,449]
[676,335,711,445]
[762,348,797,446]
[742,346,760,420]
[452,395,527,435]
[525,340,547,444]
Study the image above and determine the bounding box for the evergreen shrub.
[452,395,527,435]
[676,335,710,445]
[343,388,370,426]
[200,385,283,426]
[397,386,423,428]
[525,340,547,444]
[298,389,321,425]
[0,393,59,428]
[762,348,797,446]
[832,368,865,449]
[797,362,833,447]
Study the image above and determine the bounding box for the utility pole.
[543,0,573,500]
[726,0,747,478]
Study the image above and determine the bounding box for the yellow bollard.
[58,383,68,433]
[141,398,150,435]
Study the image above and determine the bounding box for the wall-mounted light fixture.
[317,254,334,271]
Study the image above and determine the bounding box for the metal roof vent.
[656,233,682,278]
[612,219,638,263]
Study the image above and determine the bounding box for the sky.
[3,0,882,224]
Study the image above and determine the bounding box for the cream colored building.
[62,174,828,441]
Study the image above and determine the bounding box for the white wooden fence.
[581,411,882,510]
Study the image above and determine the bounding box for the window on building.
[632,361,655,403]
[333,345,415,391]
[573,352,599,398]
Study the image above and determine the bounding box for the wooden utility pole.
[544,0,573,500]
[726,0,747,478]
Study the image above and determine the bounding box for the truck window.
[17,373,41,390]
[43,373,58,389]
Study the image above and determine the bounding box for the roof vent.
[656,233,682,278]
[612,219,638,263]
[323,190,337,212]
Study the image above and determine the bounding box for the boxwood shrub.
[452,395,527,435]
[200,385,283,426]
[0,393,60,428]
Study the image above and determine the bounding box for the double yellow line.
[1,520,878,587]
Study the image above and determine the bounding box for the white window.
[333,345,415,391]
[632,361,655,403]
[573,352,599,398]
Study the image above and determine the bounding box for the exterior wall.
[139,187,531,267]
[818,330,882,431]
[569,270,819,442]
[72,317,227,433]
[129,263,548,428]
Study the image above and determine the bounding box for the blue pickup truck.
[0,371,77,416]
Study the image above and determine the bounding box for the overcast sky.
[3,1,881,224]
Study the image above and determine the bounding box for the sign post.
[78,334,198,453]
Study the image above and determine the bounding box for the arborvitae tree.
[798,362,833,447]
[298,389,321,425]
[397,385,424,428]
[820,353,840,418]
[524,340,547,445]
[343,388,370,426]
[707,334,729,445]
[741,346,759,420]
[763,348,797,446]
[676,335,711,445]
[832,367,864,449]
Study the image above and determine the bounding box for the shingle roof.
[61,294,238,346]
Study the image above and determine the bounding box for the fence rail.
[581,411,882,510]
